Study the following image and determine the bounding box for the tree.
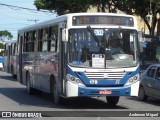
[0,30,13,50]
[34,0,160,35]
[90,0,117,13]
[34,0,91,15]
[110,0,160,35]
[0,30,13,41]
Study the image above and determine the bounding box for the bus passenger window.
[28,32,34,52]
[38,29,43,52]
[25,32,29,52]
[42,28,48,51]
[34,30,38,52]
[48,26,58,52]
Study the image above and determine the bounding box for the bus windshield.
[68,28,139,68]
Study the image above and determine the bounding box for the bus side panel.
[21,52,59,93]
[38,52,59,93]
[10,55,17,75]
[4,46,11,73]
[4,56,9,73]
[17,35,23,84]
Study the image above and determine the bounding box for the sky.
[0,0,57,40]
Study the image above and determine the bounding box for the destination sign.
[72,16,134,26]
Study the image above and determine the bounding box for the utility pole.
[27,19,39,23]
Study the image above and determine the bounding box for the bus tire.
[52,80,64,105]
[106,96,119,106]
[138,86,147,101]
[26,72,34,95]
[53,81,60,104]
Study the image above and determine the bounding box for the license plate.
[99,90,112,94]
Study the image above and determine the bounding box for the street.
[0,71,160,119]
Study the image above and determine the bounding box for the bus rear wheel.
[106,96,119,106]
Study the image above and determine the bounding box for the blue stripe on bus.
[78,86,131,96]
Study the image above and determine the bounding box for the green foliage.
[34,0,91,15]
[0,30,13,40]
[112,0,160,35]
[34,0,160,35]
[0,43,4,49]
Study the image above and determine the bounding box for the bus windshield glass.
[68,28,139,68]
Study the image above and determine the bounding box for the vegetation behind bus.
[0,30,13,41]
[34,0,160,35]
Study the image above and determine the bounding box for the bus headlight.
[66,74,85,86]
[124,74,139,86]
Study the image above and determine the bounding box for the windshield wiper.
[87,26,101,47]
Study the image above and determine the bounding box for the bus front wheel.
[52,81,62,104]
[106,96,119,106]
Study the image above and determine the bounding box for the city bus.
[4,40,17,78]
[17,13,140,105]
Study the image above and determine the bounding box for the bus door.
[58,23,67,95]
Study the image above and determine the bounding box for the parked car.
[139,64,160,101]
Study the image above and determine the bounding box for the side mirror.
[62,28,68,42]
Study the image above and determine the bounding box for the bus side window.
[38,29,43,52]
[34,30,38,52]
[23,33,26,52]
[28,32,32,52]
[26,32,29,52]
[13,43,16,55]
[42,28,48,51]
[48,25,58,52]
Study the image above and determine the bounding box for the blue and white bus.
[17,13,140,105]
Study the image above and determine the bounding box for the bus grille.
[84,72,125,80]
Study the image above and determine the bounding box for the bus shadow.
[0,75,17,82]
[0,71,17,82]
[0,87,128,110]
[60,97,127,109]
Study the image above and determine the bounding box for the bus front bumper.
[66,81,140,97]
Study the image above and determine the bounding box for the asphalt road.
[0,71,160,120]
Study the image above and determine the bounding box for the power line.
[0,3,54,14]
[27,19,39,23]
